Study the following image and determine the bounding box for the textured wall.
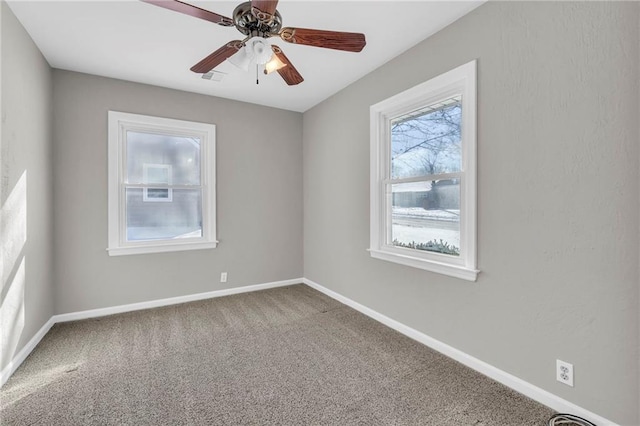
[52,70,303,314]
[303,2,639,424]
[1,2,54,372]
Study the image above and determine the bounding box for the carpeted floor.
[1,284,555,425]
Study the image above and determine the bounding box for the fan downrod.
[233,1,282,38]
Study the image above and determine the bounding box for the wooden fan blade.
[271,45,303,86]
[190,41,243,74]
[251,0,278,21]
[280,27,366,52]
[141,0,234,27]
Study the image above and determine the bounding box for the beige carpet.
[0,284,554,425]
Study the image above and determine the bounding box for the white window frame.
[107,111,217,256]
[369,60,478,281]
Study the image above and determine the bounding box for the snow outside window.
[369,60,478,281]
[107,111,217,256]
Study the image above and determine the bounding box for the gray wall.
[303,2,639,424]
[3,1,639,423]
[1,2,54,372]
[52,70,303,314]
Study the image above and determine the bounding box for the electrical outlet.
[556,360,574,387]
[220,272,227,283]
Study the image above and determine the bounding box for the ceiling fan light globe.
[265,55,287,74]
[248,37,274,65]
[227,47,252,71]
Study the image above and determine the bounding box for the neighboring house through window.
[142,163,173,202]
[369,60,478,281]
[108,111,217,256]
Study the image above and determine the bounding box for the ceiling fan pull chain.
[256,64,259,84]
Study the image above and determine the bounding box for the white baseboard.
[1,278,302,387]
[1,317,55,387]
[302,278,616,426]
[53,278,302,323]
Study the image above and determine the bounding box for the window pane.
[147,189,168,199]
[126,131,201,185]
[391,180,460,256]
[143,187,172,202]
[126,188,202,241]
[145,166,170,184]
[391,97,461,179]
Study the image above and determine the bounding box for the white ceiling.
[8,1,483,112]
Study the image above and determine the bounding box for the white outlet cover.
[556,359,574,387]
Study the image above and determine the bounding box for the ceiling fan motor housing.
[233,1,282,38]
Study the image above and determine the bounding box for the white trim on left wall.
[0,278,302,387]
[0,317,56,387]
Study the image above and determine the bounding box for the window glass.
[391,181,460,256]
[126,188,203,241]
[145,188,171,200]
[126,131,201,185]
[391,98,462,179]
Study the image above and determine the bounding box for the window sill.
[368,248,479,282]
[107,240,218,256]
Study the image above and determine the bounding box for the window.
[107,111,217,256]
[369,60,478,281]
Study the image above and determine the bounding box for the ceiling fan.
[141,0,367,86]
